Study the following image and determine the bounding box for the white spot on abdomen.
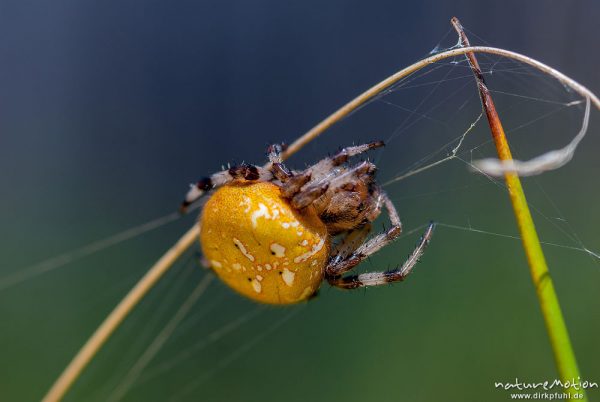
[233,238,255,262]
[270,243,286,258]
[240,196,252,213]
[282,268,295,287]
[251,203,271,228]
[251,279,262,293]
[294,238,326,263]
[281,220,299,230]
[210,260,223,268]
[271,208,280,219]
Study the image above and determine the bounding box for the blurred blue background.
[0,1,598,401]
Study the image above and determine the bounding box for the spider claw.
[367,140,385,149]
[179,201,190,215]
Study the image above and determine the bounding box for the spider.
[180,141,435,304]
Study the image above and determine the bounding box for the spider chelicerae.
[181,141,435,304]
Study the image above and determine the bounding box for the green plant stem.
[451,17,586,400]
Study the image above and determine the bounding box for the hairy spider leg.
[330,224,373,265]
[324,192,401,276]
[290,182,330,209]
[308,140,385,182]
[180,141,383,212]
[327,222,435,289]
[180,164,273,213]
[324,189,433,288]
[266,143,293,182]
[288,160,377,210]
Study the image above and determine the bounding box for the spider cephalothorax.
[181,141,434,304]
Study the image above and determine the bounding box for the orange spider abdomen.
[199,182,330,304]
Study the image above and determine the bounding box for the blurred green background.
[0,1,599,401]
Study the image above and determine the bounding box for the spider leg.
[290,181,330,209]
[310,141,384,179]
[266,143,293,182]
[327,160,377,189]
[330,141,385,164]
[330,224,372,265]
[180,164,273,213]
[280,171,312,198]
[325,192,435,289]
[286,160,378,213]
[327,222,435,289]
[280,142,383,206]
[324,192,401,276]
[266,143,286,164]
